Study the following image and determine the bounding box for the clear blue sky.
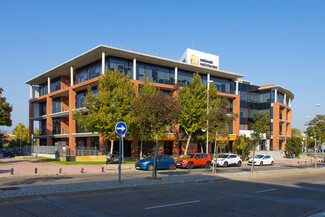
[0,0,324,133]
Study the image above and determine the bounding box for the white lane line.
[311,181,325,185]
[255,188,278,194]
[144,200,201,210]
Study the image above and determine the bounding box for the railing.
[32,146,56,154]
[75,147,103,156]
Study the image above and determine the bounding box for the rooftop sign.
[180,48,219,70]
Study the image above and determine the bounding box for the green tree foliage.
[291,128,303,138]
[305,115,325,145]
[250,112,271,172]
[10,123,39,146]
[178,73,207,155]
[0,88,13,127]
[234,135,252,160]
[286,137,303,157]
[131,89,180,179]
[73,69,136,154]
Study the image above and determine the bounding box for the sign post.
[115,121,127,183]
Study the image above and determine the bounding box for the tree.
[0,88,13,127]
[291,128,303,138]
[178,73,207,155]
[250,112,271,173]
[209,93,236,174]
[12,123,29,143]
[286,137,303,158]
[73,69,136,154]
[131,89,180,179]
[234,135,252,160]
[305,115,325,146]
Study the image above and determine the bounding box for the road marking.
[254,188,278,194]
[311,181,325,185]
[145,200,200,210]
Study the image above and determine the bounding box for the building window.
[52,98,61,113]
[50,77,61,92]
[177,69,193,86]
[210,76,234,94]
[39,82,48,96]
[106,56,133,79]
[39,120,47,135]
[76,61,101,84]
[76,87,98,108]
[277,92,284,104]
[52,118,61,134]
[137,62,174,85]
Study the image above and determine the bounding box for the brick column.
[29,101,34,143]
[272,103,280,151]
[232,96,240,136]
[68,88,76,155]
[46,96,53,146]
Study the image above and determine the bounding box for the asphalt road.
[0,162,324,188]
[0,172,324,217]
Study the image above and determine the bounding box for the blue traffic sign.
[115,121,127,136]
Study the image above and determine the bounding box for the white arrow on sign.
[117,126,126,131]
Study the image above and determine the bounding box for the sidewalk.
[1,157,325,201]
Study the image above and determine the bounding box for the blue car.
[135,154,176,170]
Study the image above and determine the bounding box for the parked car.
[248,154,275,166]
[216,154,242,167]
[175,153,212,169]
[135,154,176,170]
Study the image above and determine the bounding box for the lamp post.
[206,78,214,154]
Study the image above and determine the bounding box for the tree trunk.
[212,135,218,175]
[140,139,143,160]
[184,133,192,156]
[251,142,257,173]
[152,130,159,180]
[110,139,114,155]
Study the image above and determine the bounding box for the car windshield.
[218,154,229,158]
[143,155,155,160]
[183,154,194,158]
[255,155,264,159]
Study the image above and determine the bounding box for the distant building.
[26,45,294,157]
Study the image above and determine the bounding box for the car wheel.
[169,164,176,170]
[223,162,228,168]
[237,161,242,167]
[148,164,154,171]
[187,162,194,169]
[205,162,211,168]
[271,161,274,166]
[260,161,263,166]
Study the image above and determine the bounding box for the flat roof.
[259,85,294,100]
[25,45,244,85]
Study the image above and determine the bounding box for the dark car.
[135,154,176,170]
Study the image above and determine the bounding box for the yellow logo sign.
[190,55,199,65]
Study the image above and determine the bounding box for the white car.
[248,154,275,166]
[217,154,242,168]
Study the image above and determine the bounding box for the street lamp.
[206,78,214,154]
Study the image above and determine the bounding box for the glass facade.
[277,92,284,104]
[52,118,61,134]
[50,78,61,92]
[39,83,48,96]
[177,69,193,86]
[137,62,175,85]
[76,60,101,84]
[76,87,98,108]
[210,75,235,94]
[39,120,47,135]
[33,102,46,117]
[238,83,272,130]
[52,98,61,113]
[106,56,133,78]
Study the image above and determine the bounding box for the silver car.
[248,154,275,166]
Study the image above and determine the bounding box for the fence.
[32,146,56,155]
[75,147,103,156]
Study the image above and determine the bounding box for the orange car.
[175,153,212,169]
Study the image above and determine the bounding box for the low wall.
[32,153,55,159]
[75,155,107,162]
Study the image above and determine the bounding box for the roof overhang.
[25,45,244,85]
[259,85,294,100]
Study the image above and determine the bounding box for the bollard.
[35,168,38,174]
[305,161,307,164]
[59,168,62,174]
[102,167,104,172]
[10,168,14,175]
[298,161,299,164]
[81,168,84,173]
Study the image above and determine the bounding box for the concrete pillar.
[70,67,74,86]
[284,93,287,106]
[175,66,178,84]
[102,52,105,75]
[30,86,33,99]
[288,98,292,107]
[274,89,278,103]
[48,77,51,93]
[133,58,136,80]
[235,80,239,95]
